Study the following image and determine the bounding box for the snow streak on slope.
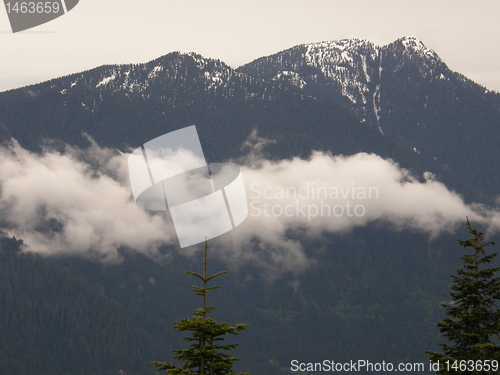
[373,51,383,134]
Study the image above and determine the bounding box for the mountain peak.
[149,51,231,70]
[303,38,374,51]
[387,36,440,60]
[396,36,425,48]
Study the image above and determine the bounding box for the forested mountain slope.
[0,37,499,374]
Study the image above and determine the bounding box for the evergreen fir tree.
[152,240,250,375]
[425,218,500,374]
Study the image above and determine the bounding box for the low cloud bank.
[0,135,497,272]
[0,138,174,262]
[219,151,494,273]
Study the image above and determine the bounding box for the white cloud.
[212,143,500,274]
[238,152,478,235]
[0,138,174,262]
[0,136,498,274]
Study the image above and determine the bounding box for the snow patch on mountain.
[400,36,439,60]
[148,66,163,79]
[301,40,379,106]
[96,74,116,88]
[274,71,306,88]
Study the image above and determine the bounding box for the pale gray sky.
[1,0,499,92]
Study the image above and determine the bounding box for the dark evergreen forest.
[1,40,500,374]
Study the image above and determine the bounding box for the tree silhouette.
[152,240,250,375]
[425,218,500,374]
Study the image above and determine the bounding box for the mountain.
[0,51,381,159]
[1,37,499,202]
[1,37,500,374]
[239,36,500,202]
[0,46,451,215]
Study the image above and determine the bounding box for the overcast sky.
[0,0,499,93]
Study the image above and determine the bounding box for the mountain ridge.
[239,36,499,128]
[1,36,499,205]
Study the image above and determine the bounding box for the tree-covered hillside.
[0,226,477,374]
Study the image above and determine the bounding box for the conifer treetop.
[425,218,500,374]
[152,240,250,375]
